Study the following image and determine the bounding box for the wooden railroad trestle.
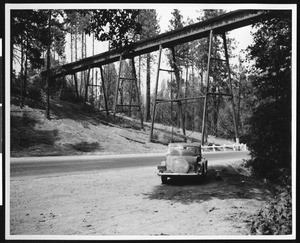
[42,10,268,144]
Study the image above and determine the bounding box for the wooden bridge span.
[45,9,267,78]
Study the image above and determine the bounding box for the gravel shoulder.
[9,158,275,239]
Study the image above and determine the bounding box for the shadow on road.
[144,164,275,204]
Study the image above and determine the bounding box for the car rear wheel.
[161,176,168,184]
[204,162,208,176]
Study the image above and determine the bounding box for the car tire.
[161,176,168,184]
[203,163,207,177]
[205,162,208,176]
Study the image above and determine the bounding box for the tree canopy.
[85,9,141,49]
[12,10,49,69]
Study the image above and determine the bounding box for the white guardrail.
[201,143,248,152]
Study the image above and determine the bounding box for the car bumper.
[157,172,202,176]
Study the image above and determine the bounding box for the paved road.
[10,151,250,178]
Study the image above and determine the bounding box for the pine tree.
[167,9,190,132]
[12,10,48,107]
[11,9,65,111]
[137,9,160,121]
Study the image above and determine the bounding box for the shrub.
[152,130,184,144]
[244,101,291,181]
[244,11,291,182]
[71,142,100,152]
[27,86,42,102]
[11,113,58,150]
[250,187,292,235]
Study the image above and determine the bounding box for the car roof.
[168,143,201,147]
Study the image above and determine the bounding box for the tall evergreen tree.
[11,9,65,109]
[245,10,292,180]
[168,9,190,68]
[167,9,190,130]
[138,9,160,121]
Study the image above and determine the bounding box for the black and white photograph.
[2,2,297,241]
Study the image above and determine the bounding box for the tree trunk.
[138,55,141,93]
[81,32,84,93]
[59,76,66,100]
[23,35,29,103]
[237,79,241,127]
[170,79,173,126]
[191,60,195,84]
[237,59,242,127]
[19,41,24,108]
[96,70,100,109]
[70,31,73,63]
[204,110,208,143]
[170,47,185,136]
[146,53,151,121]
[84,33,87,95]
[75,27,79,96]
[75,28,77,61]
[84,68,90,106]
[138,55,143,117]
[73,73,79,99]
[70,30,74,85]
[45,10,51,120]
[199,72,203,94]
[92,33,95,105]
[184,65,188,130]
[210,85,218,136]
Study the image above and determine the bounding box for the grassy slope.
[10,98,234,157]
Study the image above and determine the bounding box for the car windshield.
[167,146,200,156]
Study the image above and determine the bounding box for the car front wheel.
[161,176,168,184]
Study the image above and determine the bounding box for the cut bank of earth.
[10,98,236,157]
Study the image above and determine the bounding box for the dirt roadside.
[10,158,275,238]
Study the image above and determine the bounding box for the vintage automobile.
[157,143,208,184]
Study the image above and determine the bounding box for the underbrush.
[71,141,100,152]
[10,111,59,150]
[248,167,292,235]
[242,158,292,235]
[249,186,292,235]
[152,130,186,145]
